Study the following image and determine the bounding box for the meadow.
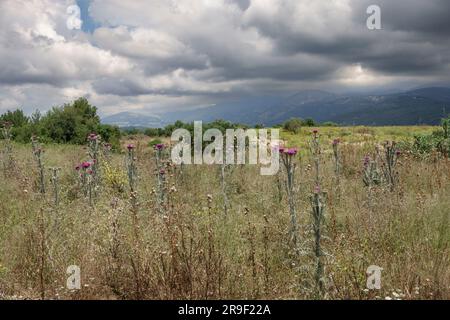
[0,126,448,300]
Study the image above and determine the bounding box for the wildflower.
[332,138,340,146]
[75,165,81,171]
[363,155,370,167]
[286,148,298,156]
[154,143,165,150]
[82,162,91,169]
[88,133,98,141]
[314,185,321,194]
[313,129,319,134]
[127,144,135,150]
[87,169,93,175]
[159,168,166,175]
[278,147,285,153]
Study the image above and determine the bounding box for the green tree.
[283,118,303,134]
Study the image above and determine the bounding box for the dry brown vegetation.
[0,127,449,300]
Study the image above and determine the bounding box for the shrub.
[0,98,121,146]
[283,118,303,134]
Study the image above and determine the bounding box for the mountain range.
[101,87,450,128]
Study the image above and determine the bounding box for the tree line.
[1,97,337,147]
[0,98,121,147]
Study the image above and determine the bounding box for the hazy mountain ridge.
[102,112,163,128]
[101,87,450,127]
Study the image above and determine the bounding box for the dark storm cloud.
[240,0,450,80]
[352,0,450,37]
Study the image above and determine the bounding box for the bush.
[410,116,450,157]
[303,118,315,127]
[283,118,303,134]
[0,98,121,146]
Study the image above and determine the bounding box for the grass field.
[0,126,448,300]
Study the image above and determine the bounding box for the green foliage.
[410,116,450,157]
[0,98,121,147]
[148,138,163,148]
[303,118,315,127]
[144,127,165,137]
[0,109,29,128]
[283,118,303,134]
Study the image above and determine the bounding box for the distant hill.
[102,112,163,128]
[101,87,450,127]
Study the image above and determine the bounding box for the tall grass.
[0,127,448,300]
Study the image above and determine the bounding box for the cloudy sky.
[1,0,449,116]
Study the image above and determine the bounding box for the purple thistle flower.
[75,165,81,171]
[155,143,165,150]
[286,148,298,156]
[82,162,91,169]
[127,144,135,150]
[363,155,370,167]
[332,138,340,146]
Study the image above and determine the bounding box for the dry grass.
[0,127,448,300]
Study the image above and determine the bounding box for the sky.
[0,0,449,117]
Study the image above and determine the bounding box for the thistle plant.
[103,142,113,162]
[87,133,101,192]
[378,141,400,191]
[332,138,341,189]
[126,144,137,193]
[220,144,235,215]
[309,130,326,296]
[125,144,140,216]
[32,135,46,194]
[49,167,61,206]
[154,144,167,215]
[220,161,230,216]
[125,144,142,297]
[362,155,382,188]
[76,161,93,198]
[279,146,299,247]
[1,121,14,172]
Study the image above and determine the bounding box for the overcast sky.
[1,0,449,116]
